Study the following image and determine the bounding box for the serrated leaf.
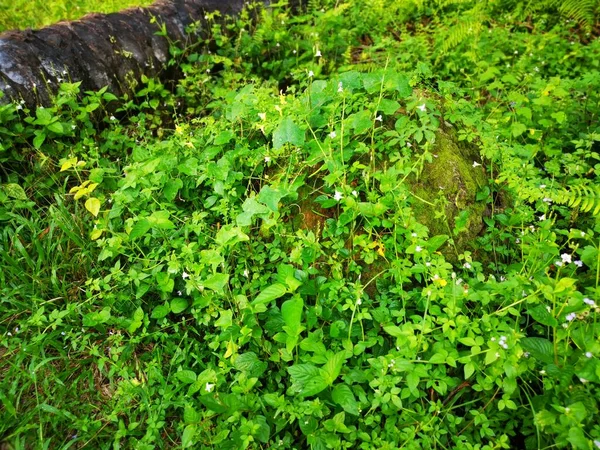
[332,384,359,415]
[85,197,101,217]
[521,337,554,364]
[252,283,287,307]
[322,351,347,385]
[281,296,304,337]
[273,117,305,149]
[288,364,329,397]
[234,352,267,378]
[170,298,188,314]
[176,370,197,384]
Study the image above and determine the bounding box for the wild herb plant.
[1,0,600,449]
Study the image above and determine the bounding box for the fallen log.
[0,0,255,108]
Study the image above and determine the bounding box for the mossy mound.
[410,129,489,257]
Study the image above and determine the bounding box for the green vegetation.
[1,0,600,448]
[0,0,153,32]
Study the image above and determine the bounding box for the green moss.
[410,129,488,257]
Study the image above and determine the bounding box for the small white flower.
[539,184,546,189]
[337,82,343,93]
[561,253,572,264]
[356,298,362,305]
[15,104,22,110]
[206,68,210,73]
[243,269,249,278]
[351,190,358,197]
[315,49,322,57]
[375,115,382,122]
[61,331,66,336]
[258,112,266,121]
[566,312,577,322]
[7,332,12,336]
[293,49,297,54]
[182,271,190,280]
[308,70,314,78]
[406,142,412,148]
[415,246,422,253]
[109,115,116,121]
[411,232,417,237]
[555,261,563,267]
[562,323,568,328]
[574,260,583,267]
[417,103,426,112]
[540,370,546,375]
[329,131,336,139]
[538,214,546,221]
[491,337,496,342]
[264,156,271,163]
[177,290,182,296]
[580,377,588,384]
[594,440,600,449]
[463,263,471,269]
[425,262,431,267]
[472,161,481,168]
[276,42,280,47]
[565,407,570,413]
[586,352,593,358]
[523,352,530,358]
[501,343,508,349]
[495,352,500,358]
[514,50,519,54]
[205,382,215,392]
[583,298,596,307]
[333,191,343,201]
[543,197,552,203]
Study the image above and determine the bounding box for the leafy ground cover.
[1,0,600,448]
[0,0,153,32]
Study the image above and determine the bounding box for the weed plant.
[1,0,600,449]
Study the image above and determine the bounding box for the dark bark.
[0,0,258,107]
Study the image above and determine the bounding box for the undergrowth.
[1,0,600,449]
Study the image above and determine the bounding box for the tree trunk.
[0,0,255,107]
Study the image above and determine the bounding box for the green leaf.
[252,283,287,307]
[258,185,285,212]
[383,325,403,337]
[288,364,329,397]
[281,296,304,337]
[427,235,449,252]
[379,99,400,115]
[3,183,27,200]
[236,197,271,226]
[203,273,229,295]
[214,309,233,328]
[170,298,189,314]
[520,337,554,364]
[130,218,152,240]
[156,272,174,293]
[322,351,347,385]
[33,132,46,149]
[214,130,234,145]
[511,122,527,137]
[527,305,558,327]
[148,210,175,229]
[273,117,305,149]
[215,224,249,247]
[176,370,197,384]
[83,307,111,327]
[332,384,359,415]
[464,362,475,379]
[151,303,170,319]
[406,372,420,395]
[163,178,183,201]
[128,307,144,333]
[554,277,576,294]
[348,110,372,135]
[386,72,412,97]
[254,415,270,443]
[47,121,63,134]
[234,352,267,378]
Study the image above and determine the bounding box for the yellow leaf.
[85,197,101,217]
[90,228,103,240]
[60,157,78,172]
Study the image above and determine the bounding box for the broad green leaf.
[554,277,576,294]
[273,117,305,149]
[176,370,197,384]
[386,72,411,97]
[148,210,175,229]
[3,183,27,200]
[128,307,144,333]
[83,307,111,327]
[464,362,475,379]
[288,364,329,397]
[214,130,234,145]
[527,305,558,327]
[281,296,304,337]
[406,372,420,395]
[520,337,554,364]
[332,384,359,415]
[163,178,183,201]
[170,298,189,314]
[203,273,229,295]
[215,224,249,247]
[130,218,152,239]
[511,122,527,137]
[234,352,267,377]
[236,197,270,226]
[383,325,403,337]
[215,309,233,328]
[156,272,174,293]
[85,197,101,217]
[252,283,287,307]
[254,415,270,444]
[258,185,285,212]
[348,110,372,135]
[379,99,400,115]
[151,303,170,319]
[322,351,347,385]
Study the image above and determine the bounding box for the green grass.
[1,0,600,448]
[0,0,154,32]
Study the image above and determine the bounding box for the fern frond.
[438,18,483,54]
[553,184,600,216]
[557,0,596,29]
